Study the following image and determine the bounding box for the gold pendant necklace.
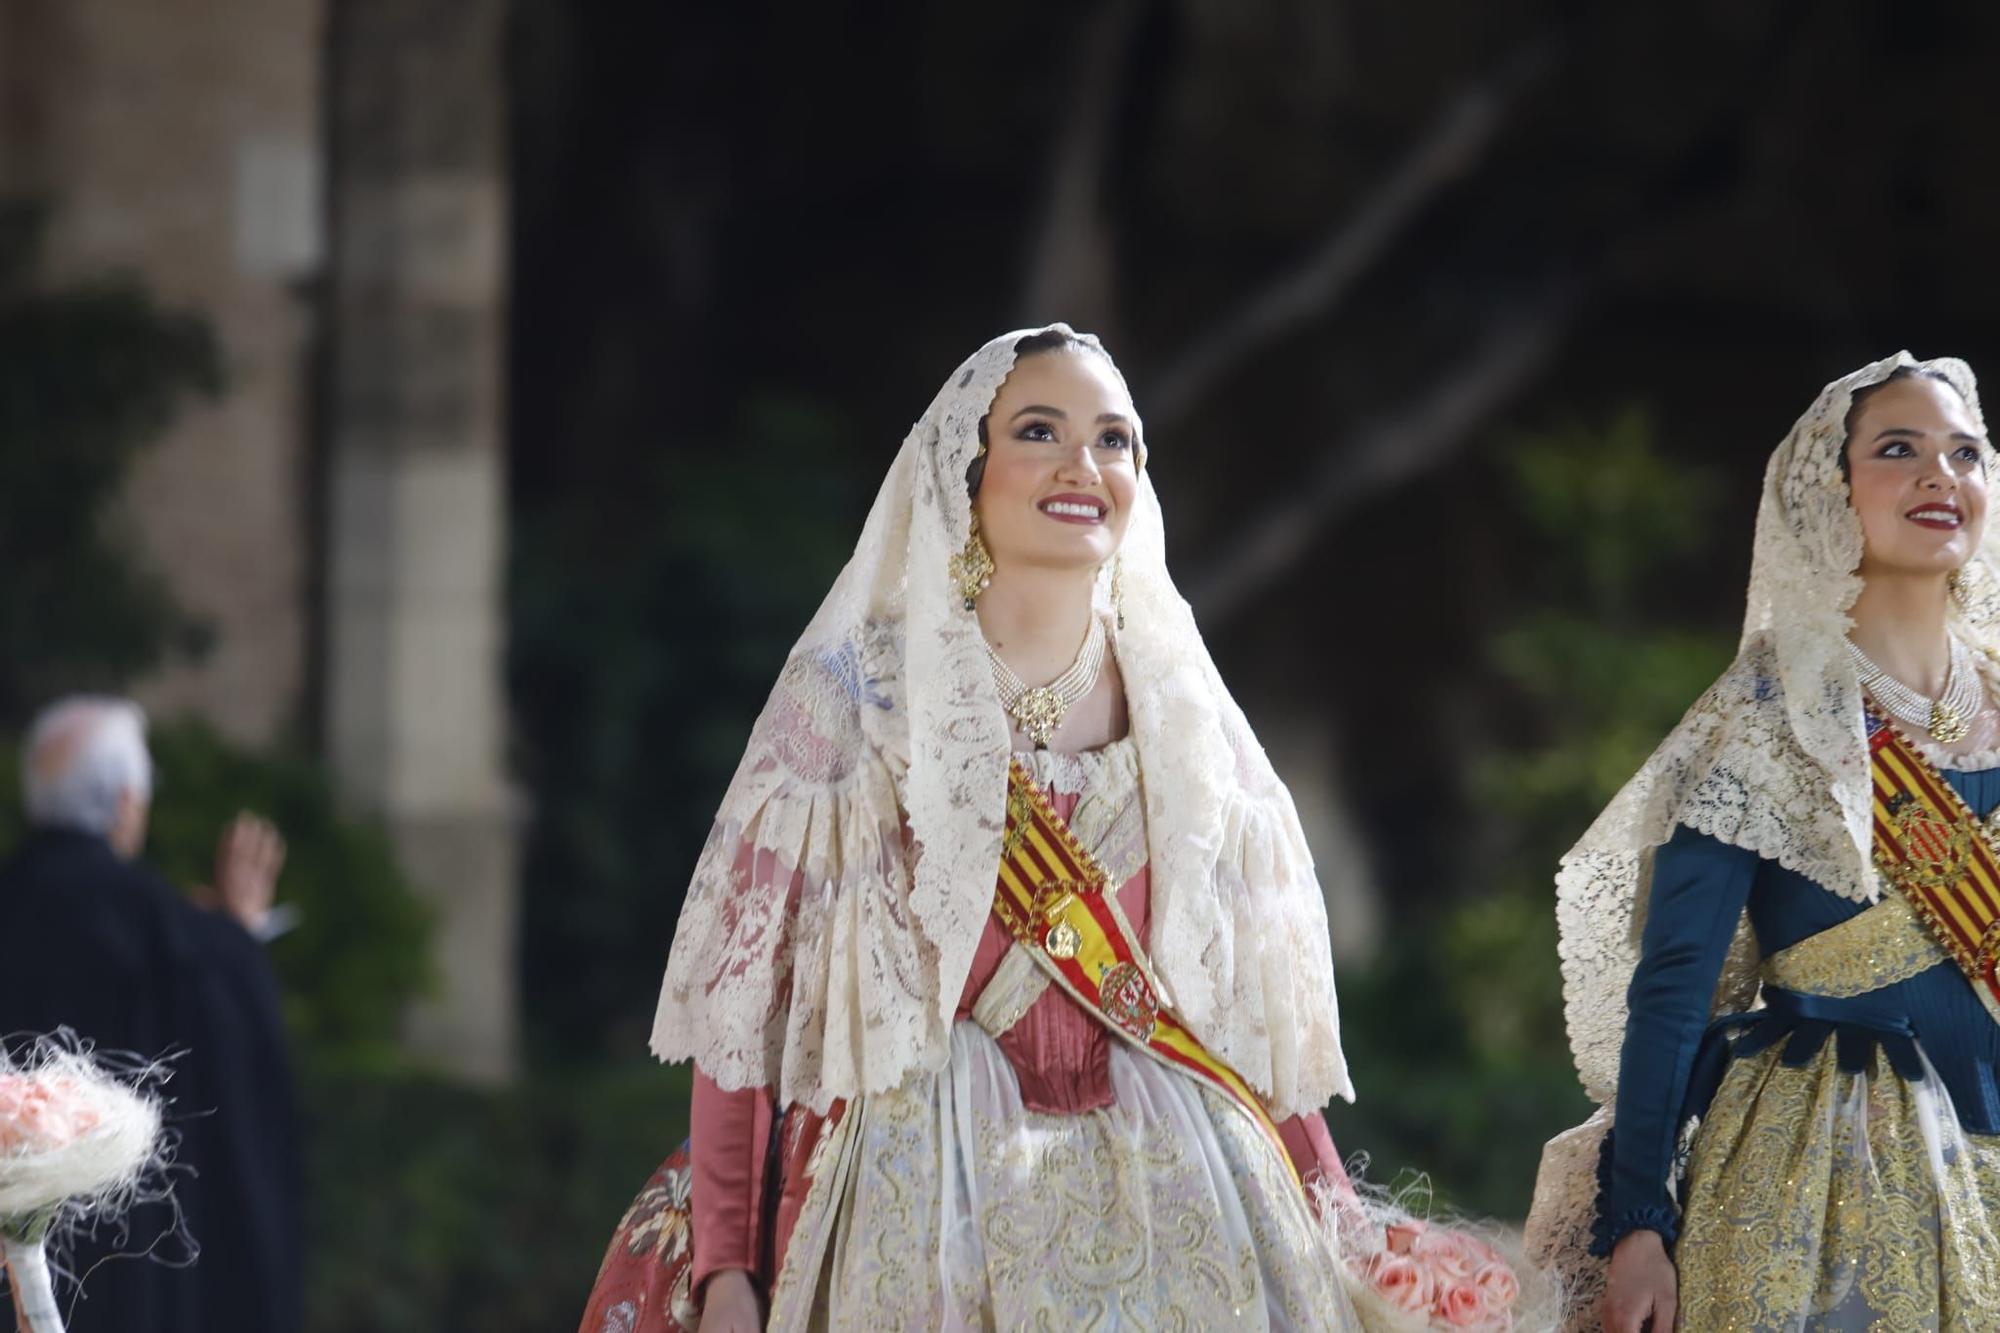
[1845,637,1981,744]
[985,616,1108,749]
[1930,699,1972,746]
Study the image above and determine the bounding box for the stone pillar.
[1260,713,1383,965]
[324,0,517,1081]
[0,0,323,746]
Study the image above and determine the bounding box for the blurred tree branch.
[1016,0,1147,333]
[1146,36,1560,430]
[1014,23,1570,628]
[1185,281,1582,620]
[1179,2,1818,624]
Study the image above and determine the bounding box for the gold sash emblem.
[1098,961,1160,1042]
[1883,793,1975,891]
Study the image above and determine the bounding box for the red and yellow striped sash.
[1868,713,2000,1023]
[992,758,1300,1186]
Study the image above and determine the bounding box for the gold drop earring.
[950,512,995,611]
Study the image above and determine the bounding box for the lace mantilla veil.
[649,324,1351,1121]
[1527,351,2000,1315]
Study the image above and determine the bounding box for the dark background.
[506,0,2000,1305]
[508,0,2000,1167]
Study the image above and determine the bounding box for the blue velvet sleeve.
[1594,823,1759,1253]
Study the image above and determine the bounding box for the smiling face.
[973,347,1141,576]
[1844,373,1989,580]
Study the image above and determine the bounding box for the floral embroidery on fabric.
[616,1166,692,1265]
[577,1148,701,1333]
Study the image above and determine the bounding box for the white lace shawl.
[1527,352,1998,1315]
[649,325,1352,1119]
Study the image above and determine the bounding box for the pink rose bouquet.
[1361,1251,1439,1317]
[1,1042,164,1333]
[1370,1219,1517,1329]
[0,1079,103,1157]
[1337,1203,1527,1331]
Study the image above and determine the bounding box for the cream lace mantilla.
[650,325,1351,1119]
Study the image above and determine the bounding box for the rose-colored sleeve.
[1277,1111,1353,1202]
[690,1066,776,1292]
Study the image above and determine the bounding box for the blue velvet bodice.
[1595,766,2000,1252]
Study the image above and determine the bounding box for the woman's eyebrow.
[1868,426,1983,442]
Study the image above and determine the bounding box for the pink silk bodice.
[687,782,1347,1291]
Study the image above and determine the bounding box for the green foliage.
[1332,409,1737,1217]
[0,719,434,1064]
[1482,409,1734,836]
[301,1060,692,1333]
[1503,410,1718,612]
[0,200,219,716]
[510,394,871,1057]
[1478,622,1725,831]
[1329,898,1590,1217]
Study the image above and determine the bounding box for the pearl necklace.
[1845,635,1983,744]
[986,615,1108,749]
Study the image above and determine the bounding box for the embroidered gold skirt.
[1677,1037,2000,1330]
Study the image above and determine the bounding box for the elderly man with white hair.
[0,696,302,1333]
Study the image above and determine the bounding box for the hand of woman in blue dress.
[701,1269,762,1332]
[1603,1230,1676,1331]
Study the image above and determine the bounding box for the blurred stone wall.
[0,0,323,744]
[1,0,520,1081]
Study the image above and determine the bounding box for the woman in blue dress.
[1528,353,2000,1330]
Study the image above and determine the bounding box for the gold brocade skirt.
[1677,1037,2000,1330]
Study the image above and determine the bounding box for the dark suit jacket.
[0,828,301,1333]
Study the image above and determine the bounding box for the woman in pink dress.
[579,326,1502,1332]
